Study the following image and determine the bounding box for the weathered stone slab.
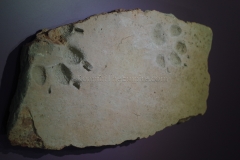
[7,9,212,150]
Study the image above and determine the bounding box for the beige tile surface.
[7,9,212,150]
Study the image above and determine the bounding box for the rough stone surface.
[7,9,213,150]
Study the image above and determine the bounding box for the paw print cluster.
[153,23,188,69]
[30,24,93,92]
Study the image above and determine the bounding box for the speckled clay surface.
[7,9,212,150]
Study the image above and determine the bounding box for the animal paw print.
[154,23,188,69]
[31,24,93,92]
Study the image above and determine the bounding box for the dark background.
[0,0,239,159]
